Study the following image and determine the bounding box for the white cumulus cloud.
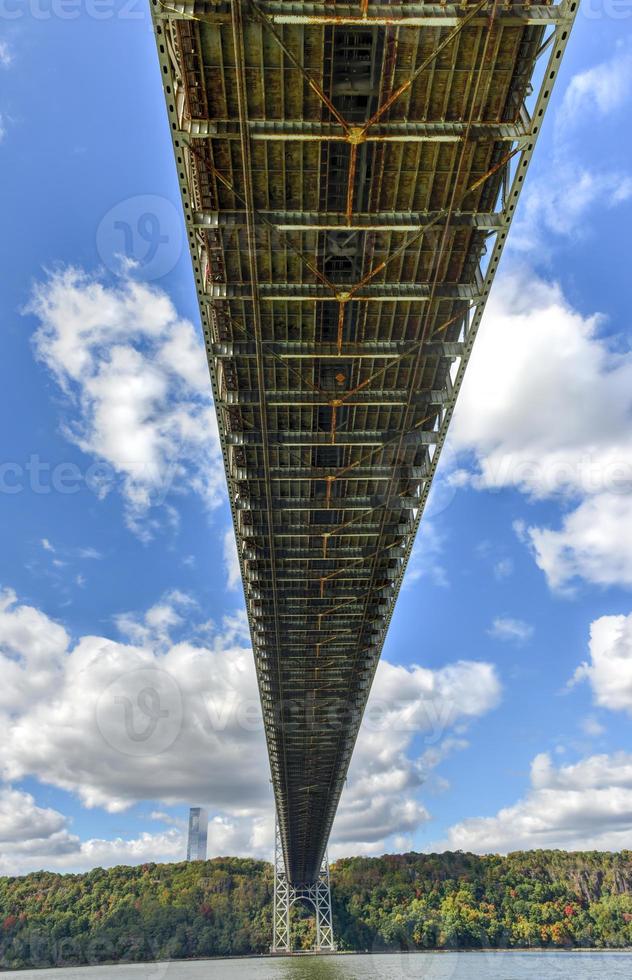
[571,612,632,716]
[512,168,632,254]
[26,268,224,537]
[511,43,632,254]
[488,617,533,644]
[0,784,186,875]
[0,786,68,846]
[452,270,632,592]
[0,587,501,868]
[330,658,501,856]
[560,42,632,124]
[436,750,632,853]
[529,495,632,591]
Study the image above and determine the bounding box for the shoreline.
[4,947,632,973]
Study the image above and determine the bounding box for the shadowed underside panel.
[150,0,577,885]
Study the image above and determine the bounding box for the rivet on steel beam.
[346,126,366,145]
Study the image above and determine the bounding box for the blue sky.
[1,4,632,874]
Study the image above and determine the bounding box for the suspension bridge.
[150,0,577,951]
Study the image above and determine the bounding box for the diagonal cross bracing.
[150,0,578,886]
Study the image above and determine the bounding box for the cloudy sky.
[1,7,632,877]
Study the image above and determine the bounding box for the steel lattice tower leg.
[271,813,335,953]
[271,816,290,952]
[311,852,335,951]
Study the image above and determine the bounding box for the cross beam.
[206,283,479,301]
[211,340,464,357]
[220,389,450,407]
[225,430,439,447]
[195,210,506,233]
[158,1,573,28]
[182,118,527,143]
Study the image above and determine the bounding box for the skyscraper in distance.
[186,807,208,861]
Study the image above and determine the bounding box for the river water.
[2,952,632,979]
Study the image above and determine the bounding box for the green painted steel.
[150,0,578,885]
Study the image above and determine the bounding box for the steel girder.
[156,1,572,28]
[181,118,528,142]
[151,0,578,887]
[195,210,506,232]
[205,283,480,301]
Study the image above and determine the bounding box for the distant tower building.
[186,807,208,861]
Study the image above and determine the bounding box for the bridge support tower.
[271,815,335,954]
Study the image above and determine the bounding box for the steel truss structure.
[272,812,335,952]
[150,0,577,900]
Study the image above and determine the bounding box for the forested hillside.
[2,851,632,969]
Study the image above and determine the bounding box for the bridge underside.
[151,0,576,886]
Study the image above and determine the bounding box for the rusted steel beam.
[225,430,439,447]
[233,465,430,480]
[220,389,450,407]
[211,340,464,358]
[194,210,506,232]
[206,283,479,301]
[157,1,573,28]
[361,0,489,135]
[260,2,570,27]
[236,496,421,511]
[181,118,528,143]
